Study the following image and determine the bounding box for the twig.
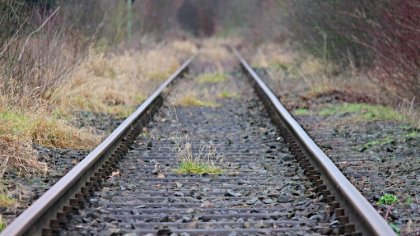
[18,7,61,62]
[384,205,392,221]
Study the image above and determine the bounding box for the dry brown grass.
[0,136,47,177]
[52,41,198,117]
[250,43,296,69]
[169,39,245,108]
[250,42,335,80]
[249,42,420,127]
[194,39,237,72]
[0,40,197,178]
[172,92,219,108]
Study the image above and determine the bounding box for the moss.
[293,108,310,116]
[174,161,223,175]
[197,72,228,84]
[319,103,406,121]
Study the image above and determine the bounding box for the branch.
[18,6,61,62]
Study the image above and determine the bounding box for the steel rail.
[1,56,195,236]
[232,48,396,236]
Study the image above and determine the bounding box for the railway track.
[1,49,395,236]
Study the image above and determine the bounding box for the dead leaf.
[110,170,120,178]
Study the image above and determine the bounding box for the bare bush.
[280,0,419,103]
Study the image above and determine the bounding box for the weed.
[377,194,398,205]
[0,194,15,207]
[0,215,6,231]
[175,161,223,175]
[218,91,240,99]
[293,108,310,116]
[389,223,400,235]
[197,73,228,84]
[319,103,406,122]
[404,197,413,205]
[171,110,224,175]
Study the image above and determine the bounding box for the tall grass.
[0,1,197,177]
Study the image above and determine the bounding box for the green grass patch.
[293,108,310,116]
[361,136,394,151]
[0,215,6,232]
[218,91,240,99]
[197,73,228,84]
[174,161,223,175]
[377,194,398,205]
[0,194,15,207]
[405,130,419,139]
[0,111,33,135]
[319,103,405,121]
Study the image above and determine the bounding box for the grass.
[361,136,394,151]
[174,161,223,175]
[174,94,219,108]
[359,129,418,151]
[377,194,399,205]
[197,73,228,84]
[319,103,406,122]
[171,112,224,176]
[405,130,419,139]
[0,40,197,179]
[218,91,240,99]
[197,41,233,62]
[293,108,310,116]
[0,110,99,149]
[52,40,197,118]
